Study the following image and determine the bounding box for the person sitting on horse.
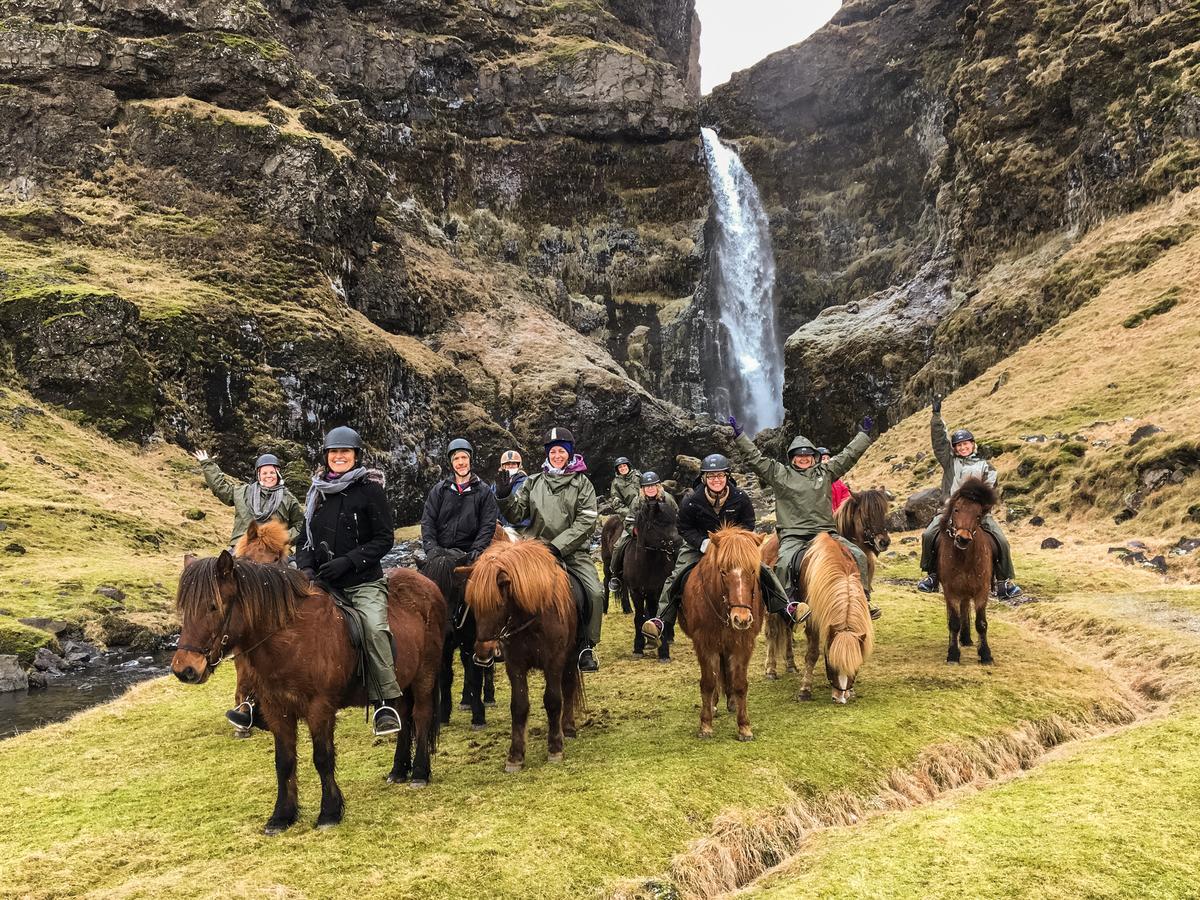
[917,398,1022,599]
[818,447,852,513]
[295,426,404,736]
[642,453,801,649]
[607,471,678,595]
[495,426,605,673]
[732,415,882,620]
[492,449,530,535]
[610,457,642,516]
[194,449,305,552]
[420,438,499,569]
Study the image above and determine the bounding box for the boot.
[917,573,939,593]
[578,645,599,673]
[642,617,664,651]
[997,579,1023,600]
[372,700,402,736]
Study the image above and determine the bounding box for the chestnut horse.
[172,552,445,834]
[678,525,765,740]
[793,533,875,703]
[600,514,632,614]
[460,538,582,772]
[937,477,997,665]
[763,488,891,679]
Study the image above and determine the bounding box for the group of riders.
[194,399,1021,737]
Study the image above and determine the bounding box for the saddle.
[316,579,395,689]
[666,558,787,614]
[563,565,589,646]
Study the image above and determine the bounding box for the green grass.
[0,565,1132,898]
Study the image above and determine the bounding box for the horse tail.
[427,667,442,755]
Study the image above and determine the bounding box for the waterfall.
[700,127,785,435]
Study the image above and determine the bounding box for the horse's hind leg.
[438,639,454,724]
[976,596,993,665]
[946,595,962,663]
[411,677,437,787]
[265,715,300,835]
[309,707,344,828]
[544,660,566,763]
[958,597,973,647]
[483,665,495,705]
[466,657,486,729]
[561,661,579,739]
[632,590,647,656]
[720,653,735,713]
[764,616,779,679]
[387,692,415,785]
[799,624,819,701]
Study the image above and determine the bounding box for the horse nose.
[878,535,891,551]
[174,665,198,684]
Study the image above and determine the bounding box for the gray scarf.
[248,477,286,523]
[303,466,368,550]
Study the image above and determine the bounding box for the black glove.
[727,415,743,438]
[467,549,482,564]
[544,541,563,560]
[932,395,942,415]
[494,469,514,499]
[300,568,317,582]
[318,557,354,581]
[862,415,874,434]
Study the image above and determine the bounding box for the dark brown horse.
[622,498,680,659]
[600,514,632,614]
[938,477,997,665]
[763,488,891,679]
[679,525,765,740]
[171,552,446,834]
[460,538,582,772]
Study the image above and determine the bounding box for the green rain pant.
[655,546,790,627]
[345,578,401,700]
[776,532,870,598]
[562,549,604,645]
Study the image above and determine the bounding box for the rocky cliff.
[707,0,1200,446]
[0,0,714,518]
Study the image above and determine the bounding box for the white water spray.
[700,127,784,434]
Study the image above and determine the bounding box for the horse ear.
[752,532,766,546]
[497,570,511,591]
[452,565,473,588]
[183,553,198,569]
[245,520,259,541]
[216,549,234,578]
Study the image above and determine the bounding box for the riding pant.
[562,549,604,645]
[920,513,1014,580]
[655,546,790,627]
[345,578,402,700]
[776,532,869,598]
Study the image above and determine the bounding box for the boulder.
[0,655,28,693]
[1129,424,1163,445]
[1040,537,1063,549]
[1028,516,1045,527]
[886,507,910,534]
[1170,538,1200,557]
[32,647,67,674]
[1144,555,1168,574]
[94,585,126,602]
[903,487,943,529]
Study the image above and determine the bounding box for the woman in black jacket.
[295,426,401,736]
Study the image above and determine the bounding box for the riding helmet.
[542,426,575,455]
[255,453,281,470]
[640,471,661,486]
[950,428,975,445]
[322,426,363,451]
[700,453,731,473]
[815,447,830,458]
[500,449,522,466]
[447,437,474,459]
[786,435,817,458]
[615,456,632,470]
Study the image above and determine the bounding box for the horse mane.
[803,534,874,671]
[177,555,311,637]
[708,524,761,573]
[466,539,571,620]
[946,477,997,513]
[421,552,460,604]
[234,520,290,560]
[837,489,889,537]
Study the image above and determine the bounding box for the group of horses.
[169,478,1001,833]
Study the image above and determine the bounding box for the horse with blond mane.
[459,537,582,772]
[678,524,765,740]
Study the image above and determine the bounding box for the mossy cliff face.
[0,0,716,517]
[708,0,1200,445]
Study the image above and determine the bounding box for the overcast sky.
[695,0,841,94]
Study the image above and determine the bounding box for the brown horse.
[678,525,765,740]
[600,514,632,614]
[622,498,680,659]
[795,533,875,703]
[171,552,446,834]
[937,477,996,665]
[460,538,582,772]
[763,488,891,679]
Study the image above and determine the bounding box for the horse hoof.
[547,752,564,763]
[631,651,643,658]
[409,779,429,789]
[765,671,778,680]
[263,820,293,836]
[458,702,471,711]
[697,730,713,740]
[798,691,812,702]
[386,772,408,785]
[737,732,754,742]
[657,656,672,664]
[484,699,496,707]
[786,665,798,674]
[471,723,487,732]
[505,761,524,773]
[980,656,994,666]
[564,728,577,739]
[315,818,341,830]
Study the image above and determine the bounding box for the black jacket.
[420,475,499,559]
[295,476,394,588]
[678,480,755,550]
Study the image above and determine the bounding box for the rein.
[473,612,538,666]
[701,562,757,629]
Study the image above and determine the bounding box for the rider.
[607,471,678,595]
[642,453,802,649]
[295,426,403,736]
[492,449,530,536]
[731,415,882,620]
[819,447,852,513]
[194,449,305,550]
[420,438,499,564]
[494,427,604,672]
[917,397,1022,599]
[609,457,642,517]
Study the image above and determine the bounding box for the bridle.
[473,609,538,667]
[705,565,756,630]
[176,595,284,671]
[945,505,982,550]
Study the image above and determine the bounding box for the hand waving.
[193,449,210,463]
[727,415,743,438]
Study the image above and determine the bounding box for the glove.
[318,557,354,581]
[727,415,743,438]
[467,549,482,564]
[544,541,563,560]
[193,449,210,462]
[862,415,874,434]
[494,469,514,499]
[300,568,317,582]
[932,395,942,415]
[700,538,711,554]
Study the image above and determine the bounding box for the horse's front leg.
[799,623,819,701]
[544,660,565,763]
[308,705,344,829]
[958,597,973,647]
[387,693,414,785]
[785,623,798,674]
[731,651,753,742]
[946,594,962,663]
[411,675,437,787]
[265,712,299,835]
[438,640,455,725]
[698,650,719,738]
[506,662,530,772]
[466,656,486,729]
[975,594,993,665]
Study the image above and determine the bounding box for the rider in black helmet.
[419,438,499,564]
[608,470,677,597]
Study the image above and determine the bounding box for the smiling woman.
[695,0,840,93]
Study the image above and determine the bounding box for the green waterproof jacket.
[623,490,679,533]
[501,470,600,556]
[200,459,306,547]
[735,430,872,537]
[609,470,642,515]
[931,412,997,497]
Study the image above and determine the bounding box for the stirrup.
[372,703,401,736]
[226,699,255,730]
[785,602,810,625]
[869,604,883,621]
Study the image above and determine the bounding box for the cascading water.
[700,126,785,435]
